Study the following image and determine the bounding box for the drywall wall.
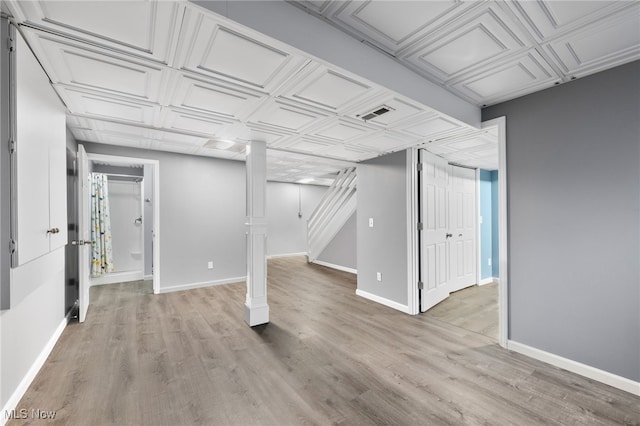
[266,182,326,257]
[317,212,356,271]
[490,170,499,278]
[82,143,247,291]
[479,170,493,280]
[357,150,409,307]
[483,60,640,381]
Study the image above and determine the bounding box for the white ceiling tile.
[247,99,330,133]
[162,108,235,137]
[176,7,307,91]
[170,74,266,120]
[321,144,377,162]
[544,8,640,76]
[309,118,378,143]
[285,138,335,155]
[58,86,160,126]
[26,31,166,102]
[10,1,184,64]
[400,115,462,141]
[351,131,417,152]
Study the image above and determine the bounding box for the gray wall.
[357,150,409,306]
[266,182,326,257]
[317,212,357,270]
[82,143,247,290]
[483,60,640,381]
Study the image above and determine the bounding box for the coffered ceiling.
[292,0,640,107]
[4,1,638,179]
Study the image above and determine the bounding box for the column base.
[244,303,269,327]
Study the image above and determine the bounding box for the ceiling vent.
[359,105,394,121]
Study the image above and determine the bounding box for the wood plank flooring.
[424,283,498,340]
[9,257,640,425]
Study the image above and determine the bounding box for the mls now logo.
[4,409,57,420]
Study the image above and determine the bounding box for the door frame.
[410,116,508,348]
[84,153,161,295]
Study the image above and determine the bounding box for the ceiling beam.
[192,0,481,129]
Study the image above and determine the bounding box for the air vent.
[359,105,394,122]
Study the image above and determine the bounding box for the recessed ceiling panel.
[247,100,329,133]
[352,131,416,152]
[10,1,183,63]
[330,0,462,53]
[58,87,159,125]
[177,9,307,90]
[286,138,335,155]
[404,5,528,81]
[454,50,557,105]
[322,144,377,162]
[545,10,640,76]
[162,108,235,137]
[29,33,165,102]
[170,75,265,120]
[400,115,461,140]
[310,118,377,143]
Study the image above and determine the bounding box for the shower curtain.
[91,173,115,277]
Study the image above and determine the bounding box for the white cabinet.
[12,30,67,266]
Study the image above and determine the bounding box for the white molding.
[482,116,508,349]
[157,276,246,294]
[266,252,307,259]
[1,315,67,426]
[90,270,143,286]
[356,289,411,314]
[406,148,419,315]
[479,277,500,285]
[507,340,640,397]
[312,259,356,274]
[143,274,153,281]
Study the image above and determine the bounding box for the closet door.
[13,30,67,265]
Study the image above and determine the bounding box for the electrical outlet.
[488,258,492,267]
[207,261,214,269]
[376,272,382,281]
[369,218,374,228]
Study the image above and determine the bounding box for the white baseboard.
[507,340,640,397]
[355,289,410,314]
[91,270,144,286]
[312,260,357,275]
[479,277,499,285]
[1,315,68,426]
[266,252,307,259]
[158,276,246,294]
[143,274,153,281]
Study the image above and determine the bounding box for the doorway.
[64,145,79,318]
[73,148,161,322]
[415,117,508,347]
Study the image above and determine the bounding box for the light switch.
[369,218,374,228]
[376,272,382,281]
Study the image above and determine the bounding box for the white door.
[77,145,90,323]
[449,166,477,293]
[420,151,451,312]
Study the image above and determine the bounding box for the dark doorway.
[65,146,79,317]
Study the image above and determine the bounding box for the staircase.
[307,167,357,263]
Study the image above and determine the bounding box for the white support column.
[244,140,269,326]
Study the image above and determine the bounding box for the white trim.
[157,276,246,294]
[483,116,508,349]
[476,168,482,287]
[356,289,411,314]
[507,340,640,397]
[90,270,143,286]
[143,274,153,281]
[266,252,307,259]
[1,316,67,426]
[479,277,500,285]
[406,148,419,315]
[312,259,356,274]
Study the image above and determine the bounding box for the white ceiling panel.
[403,3,529,81]
[25,31,166,102]
[544,8,640,76]
[169,74,266,120]
[453,50,557,105]
[162,108,235,138]
[279,63,376,112]
[176,7,307,91]
[309,118,378,143]
[321,144,377,162]
[57,86,160,126]
[9,1,184,64]
[285,138,335,155]
[399,115,462,141]
[351,131,416,152]
[247,99,330,133]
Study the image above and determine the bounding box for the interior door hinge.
[9,239,16,254]
[418,281,424,290]
[417,222,423,231]
[417,163,423,172]
[8,139,15,154]
[7,36,15,52]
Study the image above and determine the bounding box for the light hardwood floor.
[424,282,498,340]
[9,257,639,425]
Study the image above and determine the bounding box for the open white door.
[420,151,451,312]
[77,144,90,322]
[448,165,477,293]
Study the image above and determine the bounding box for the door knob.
[47,227,60,234]
[71,240,92,246]
[446,233,453,238]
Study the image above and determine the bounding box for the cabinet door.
[14,31,67,265]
